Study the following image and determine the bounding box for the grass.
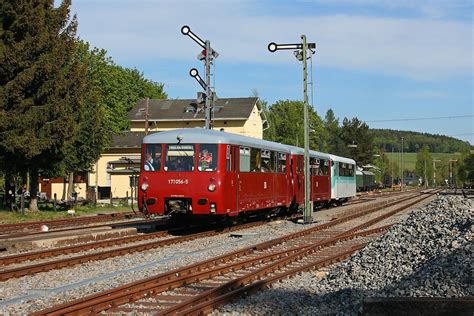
[386,152,462,171]
[0,204,134,225]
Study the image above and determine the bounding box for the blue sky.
[70,0,473,145]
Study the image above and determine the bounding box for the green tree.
[265,100,325,151]
[79,41,167,135]
[0,0,87,211]
[261,99,277,142]
[458,154,474,186]
[340,117,374,165]
[415,145,433,186]
[61,41,167,198]
[323,109,347,156]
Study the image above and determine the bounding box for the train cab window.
[143,144,162,172]
[164,144,195,172]
[239,147,250,172]
[277,153,287,173]
[198,144,218,171]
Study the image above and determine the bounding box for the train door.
[331,160,338,200]
[222,144,239,215]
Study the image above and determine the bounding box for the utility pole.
[144,98,149,136]
[268,37,316,224]
[301,35,311,224]
[401,137,404,191]
[181,25,218,130]
[424,158,427,189]
[204,40,213,129]
[432,159,441,187]
[391,147,394,189]
[449,159,458,187]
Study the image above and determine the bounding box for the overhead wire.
[366,115,473,123]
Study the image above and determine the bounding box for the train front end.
[138,130,230,217]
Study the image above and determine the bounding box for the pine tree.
[0,0,87,211]
[324,109,347,156]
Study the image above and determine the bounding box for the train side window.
[310,157,317,176]
[239,147,250,172]
[297,156,304,173]
[260,149,271,172]
[322,160,329,175]
[268,151,276,173]
[250,148,261,172]
[278,153,287,173]
[339,163,346,176]
[348,164,354,177]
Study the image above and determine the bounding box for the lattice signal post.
[268,36,316,224]
[181,26,218,130]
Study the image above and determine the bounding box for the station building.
[84,97,268,201]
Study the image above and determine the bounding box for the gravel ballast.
[215,195,473,315]
[0,219,322,314]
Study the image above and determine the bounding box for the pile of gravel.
[215,195,473,315]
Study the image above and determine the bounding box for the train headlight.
[208,183,216,192]
[141,183,149,192]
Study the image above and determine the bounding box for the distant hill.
[370,129,471,153]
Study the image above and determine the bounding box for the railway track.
[0,191,427,281]
[0,191,420,279]
[0,211,139,236]
[0,217,167,242]
[31,189,440,315]
[0,217,296,281]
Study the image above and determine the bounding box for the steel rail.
[32,190,438,315]
[0,212,137,234]
[0,231,169,266]
[0,191,417,276]
[0,219,277,281]
[158,192,436,315]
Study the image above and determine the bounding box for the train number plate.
[168,179,189,185]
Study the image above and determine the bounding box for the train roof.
[309,150,331,159]
[328,154,356,165]
[286,145,304,155]
[143,128,291,152]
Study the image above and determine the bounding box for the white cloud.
[72,0,472,81]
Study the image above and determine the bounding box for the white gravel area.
[213,195,473,316]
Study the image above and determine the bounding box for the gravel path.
[214,195,473,315]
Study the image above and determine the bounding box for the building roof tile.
[127,97,259,121]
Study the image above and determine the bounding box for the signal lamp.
[181,25,190,35]
[190,68,199,77]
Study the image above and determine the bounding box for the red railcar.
[309,151,332,206]
[138,129,296,217]
[138,128,339,218]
